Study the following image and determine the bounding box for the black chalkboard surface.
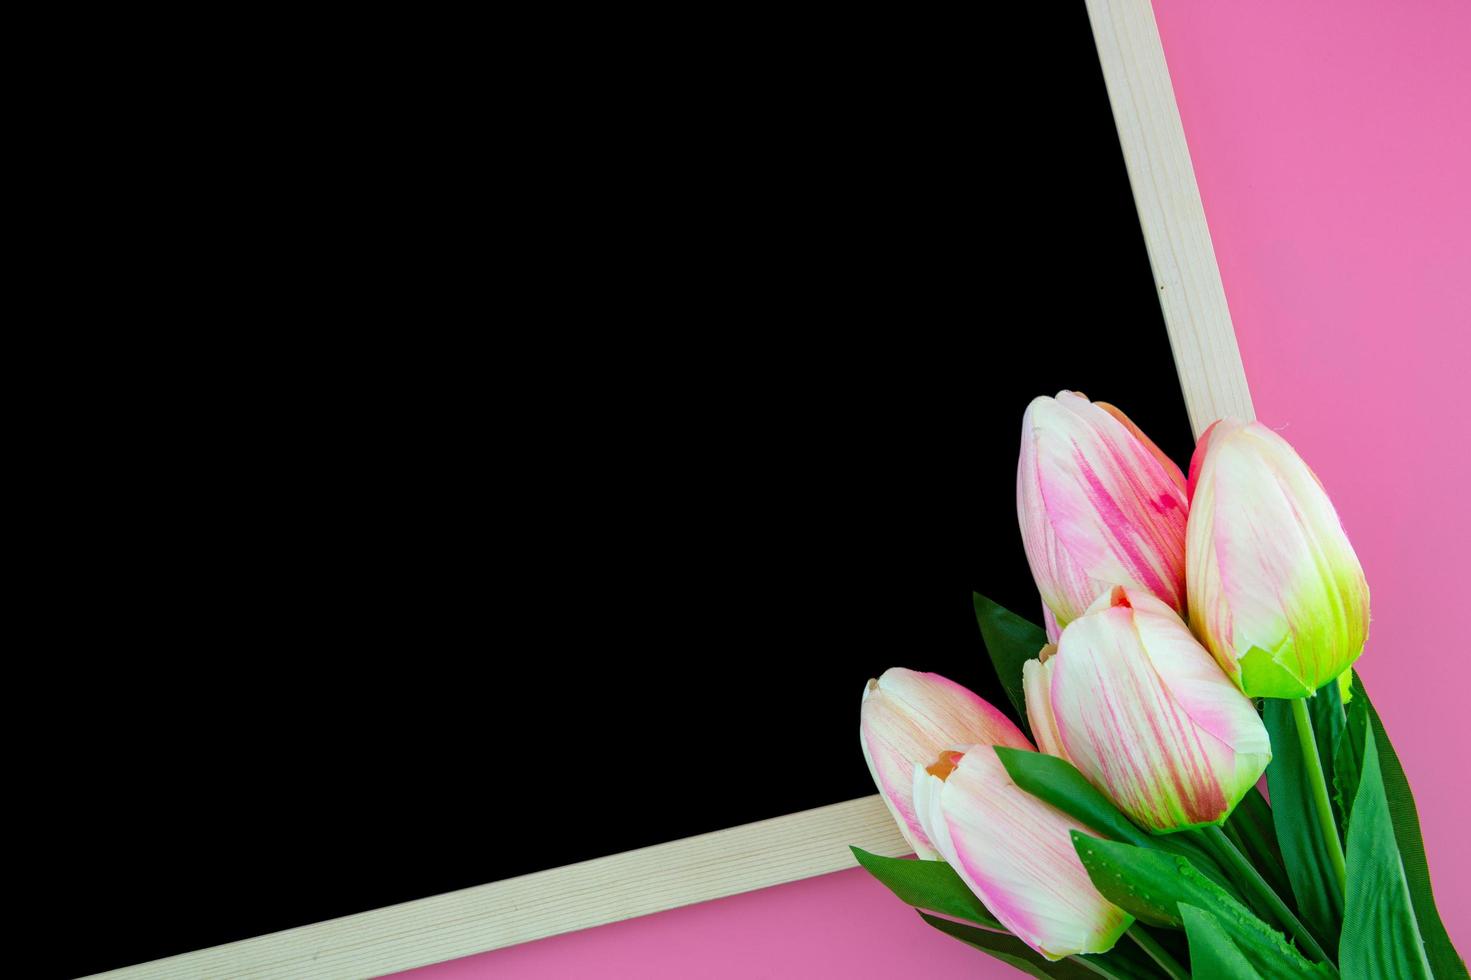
[46,6,1197,977]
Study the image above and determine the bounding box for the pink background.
[403,1,1470,975]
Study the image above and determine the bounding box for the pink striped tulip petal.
[1050,586,1272,833]
[1043,603,1062,644]
[1017,392,1189,629]
[860,668,1032,858]
[1187,419,1370,698]
[912,747,1133,960]
[1022,652,1068,761]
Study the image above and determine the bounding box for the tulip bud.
[912,747,1133,959]
[1017,392,1189,629]
[1186,419,1370,698]
[860,668,1031,859]
[1046,586,1271,833]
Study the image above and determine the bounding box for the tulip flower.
[1017,392,1189,629]
[1186,419,1370,698]
[860,668,1031,859]
[912,746,1133,959]
[1040,586,1272,833]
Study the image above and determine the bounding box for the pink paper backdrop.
[402,1,1470,975]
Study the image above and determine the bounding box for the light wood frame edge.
[1084,0,1254,432]
[97,2,1252,977]
[95,796,910,979]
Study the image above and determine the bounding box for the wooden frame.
[97,2,1253,976]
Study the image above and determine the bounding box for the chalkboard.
[50,6,1200,976]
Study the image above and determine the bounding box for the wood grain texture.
[1085,0,1256,431]
[91,795,908,979]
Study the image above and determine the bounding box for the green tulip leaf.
[997,747,1240,899]
[1351,677,1467,979]
[1221,785,1293,903]
[1331,689,1369,835]
[1181,904,1264,979]
[973,592,1047,738]
[850,846,1002,929]
[1263,697,1344,953]
[1339,715,1434,978]
[995,747,1147,845]
[917,913,1158,980]
[1068,833,1226,928]
[1308,679,1348,830]
[1070,833,1333,978]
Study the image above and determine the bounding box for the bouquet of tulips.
[855,392,1465,979]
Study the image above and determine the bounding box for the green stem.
[1290,697,1349,890]
[1127,926,1190,980]
[1201,825,1334,967]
